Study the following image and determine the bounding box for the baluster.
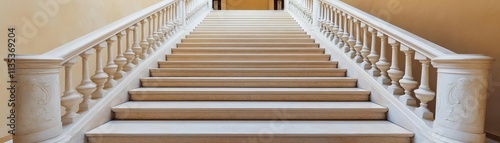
[353,19,363,63]
[399,46,418,106]
[132,24,143,65]
[104,37,118,89]
[341,12,350,53]
[322,5,329,36]
[140,19,149,59]
[319,3,325,33]
[77,50,95,111]
[161,8,169,41]
[90,43,108,99]
[336,9,345,48]
[114,32,127,80]
[123,27,136,72]
[360,23,371,69]
[61,58,82,124]
[375,33,391,85]
[414,55,435,120]
[156,11,164,45]
[327,6,335,41]
[332,8,340,44]
[346,16,356,58]
[387,39,404,95]
[152,14,160,49]
[147,16,156,54]
[367,28,380,76]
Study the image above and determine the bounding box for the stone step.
[171,48,323,54]
[177,43,319,48]
[150,68,346,77]
[129,88,370,101]
[140,77,357,88]
[193,27,303,31]
[165,54,330,61]
[158,61,338,68]
[189,31,307,34]
[112,101,387,120]
[198,24,300,26]
[200,21,299,24]
[180,38,314,43]
[185,34,310,38]
[87,120,413,143]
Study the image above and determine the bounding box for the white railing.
[288,0,493,142]
[8,0,211,142]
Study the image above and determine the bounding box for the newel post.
[312,0,320,29]
[284,0,290,10]
[208,0,213,10]
[431,55,493,143]
[10,56,64,143]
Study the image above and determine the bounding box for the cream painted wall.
[0,0,162,139]
[340,0,500,137]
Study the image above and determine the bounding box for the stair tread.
[129,87,369,92]
[142,77,356,80]
[113,101,386,110]
[87,120,413,137]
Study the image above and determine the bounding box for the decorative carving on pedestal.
[442,78,486,125]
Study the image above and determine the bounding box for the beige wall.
[340,0,500,137]
[222,0,274,10]
[0,0,162,139]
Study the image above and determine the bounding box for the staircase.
[86,10,413,143]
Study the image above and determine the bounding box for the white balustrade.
[8,0,210,142]
[290,0,493,142]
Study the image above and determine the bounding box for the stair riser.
[177,43,319,47]
[114,110,386,120]
[200,22,298,24]
[186,35,310,38]
[150,72,345,77]
[130,92,369,101]
[193,28,304,31]
[180,39,314,43]
[171,49,324,54]
[88,136,410,143]
[189,31,307,34]
[141,80,357,88]
[158,62,338,68]
[165,55,330,61]
[198,24,300,26]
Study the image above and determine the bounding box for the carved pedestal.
[432,55,493,143]
[13,57,63,143]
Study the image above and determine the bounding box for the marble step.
[185,34,310,38]
[198,24,300,26]
[171,48,323,54]
[140,77,357,88]
[180,38,314,43]
[87,120,413,143]
[129,88,370,101]
[112,101,387,120]
[193,27,304,31]
[189,31,307,34]
[149,68,346,77]
[158,61,338,68]
[177,43,319,48]
[165,54,330,61]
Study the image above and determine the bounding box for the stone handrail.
[7,0,210,142]
[287,0,493,142]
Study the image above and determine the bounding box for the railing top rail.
[39,0,178,64]
[323,0,456,59]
